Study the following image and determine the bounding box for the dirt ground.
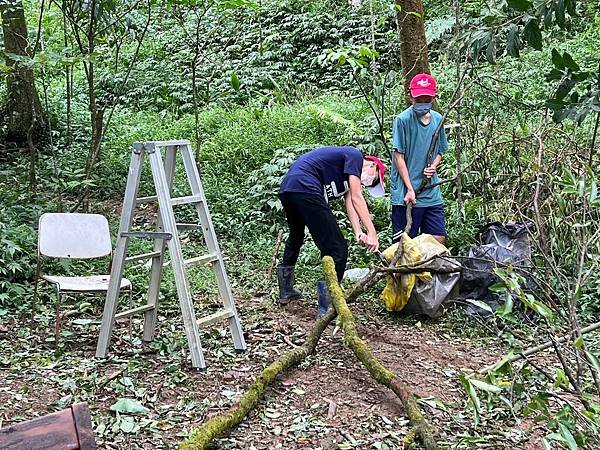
[0,292,545,449]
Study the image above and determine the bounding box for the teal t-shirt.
[391,106,449,207]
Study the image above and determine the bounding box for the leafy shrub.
[0,208,38,307]
[246,145,311,229]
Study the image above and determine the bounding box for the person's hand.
[424,165,437,179]
[404,189,416,205]
[357,232,368,247]
[360,231,379,252]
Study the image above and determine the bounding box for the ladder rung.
[197,308,234,327]
[184,254,217,267]
[171,195,203,206]
[135,195,203,206]
[121,231,172,240]
[115,304,154,319]
[176,223,202,230]
[153,140,191,148]
[136,195,157,204]
[125,251,162,263]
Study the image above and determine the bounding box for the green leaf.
[522,294,554,320]
[110,398,149,415]
[490,351,516,372]
[230,72,241,92]
[542,438,552,450]
[72,319,93,326]
[497,294,514,318]
[559,423,578,450]
[585,350,600,377]
[465,299,494,314]
[506,25,520,57]
[551,49,564,70]
[488,282,506,293]
[470,379,502,393]
[554,368,570,389]
[485,38,496,64]
[573,336,584,349]
[523,19,543,51]
[562,52,580,72]
[119,416,139,433]
[459,374,481,425]
[507,0,532,12]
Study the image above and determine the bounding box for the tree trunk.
[395,0,432,101]
[1,0,45,144]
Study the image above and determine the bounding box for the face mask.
[413,102,432,117]
[361,171,377,187]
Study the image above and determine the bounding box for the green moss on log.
[179,308,337,450]
[323,256,438,450]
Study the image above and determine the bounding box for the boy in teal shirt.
[391,73,449,243]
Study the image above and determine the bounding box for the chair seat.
[42,275,132,292]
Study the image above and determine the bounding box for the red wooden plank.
[0,403,96,450]
[71,403,97,450]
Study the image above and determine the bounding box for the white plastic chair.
[32,213,132,345]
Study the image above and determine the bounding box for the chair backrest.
[38,213,112,259]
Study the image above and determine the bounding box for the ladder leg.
[148,145,206,369]
[142,146,177,341]
[96,146,144,358]
[180,145,247,351]
[213,259,247,350]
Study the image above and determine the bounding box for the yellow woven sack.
[380,234,433,312]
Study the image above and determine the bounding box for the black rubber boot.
[277,265,303,304]
[317,280,331,318]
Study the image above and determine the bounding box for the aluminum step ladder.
[95,140,246,369]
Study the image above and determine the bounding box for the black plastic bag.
[457,222,532,315]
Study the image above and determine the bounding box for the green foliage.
[246,145,308,229]
[456,0,599,123]
[106,0,400,112]
[1,0,599,446]
[546,49,599,124]
[490,268,554,320]
[0,211,37,307]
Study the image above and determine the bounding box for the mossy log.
[179,307,337,450]
[323,256,439,450]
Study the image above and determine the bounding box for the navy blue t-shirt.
[279,146,363,201]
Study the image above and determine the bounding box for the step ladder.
[95,140,246,369]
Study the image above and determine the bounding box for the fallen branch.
[382,267,461,274]
[180,264,388,449]
[179,308,337,450]
[323,256,438,450]
[480,321,600,374]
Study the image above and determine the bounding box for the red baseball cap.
[364,155,386,198]
[409,73,437,97]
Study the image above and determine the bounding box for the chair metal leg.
[31,257,41,325]
[127,287,133,339]
[54,290,62,348]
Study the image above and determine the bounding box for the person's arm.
[345,193,363,240]
[424,154,442,178]
[346,175,379,252]
[393,152,416,205]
